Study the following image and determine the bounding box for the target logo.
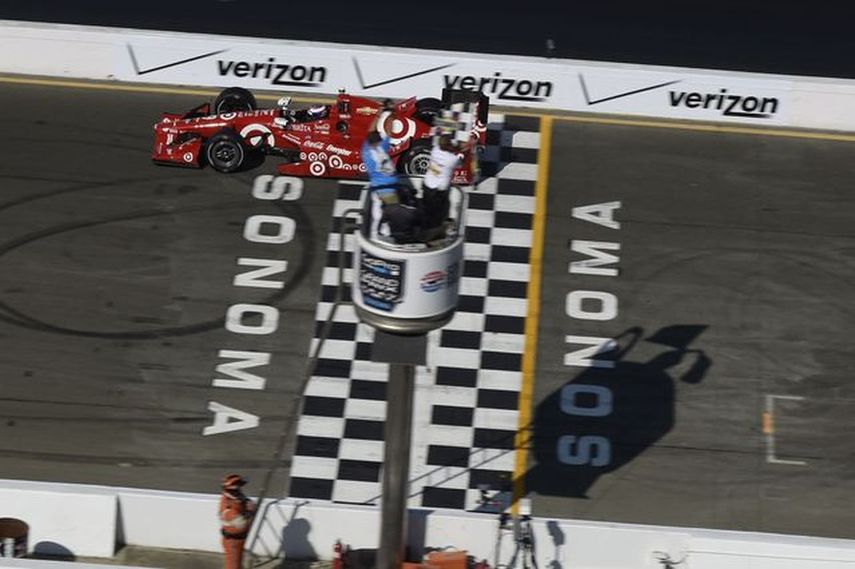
[358,163,367,172]
[239,123,275,147]
[218,112,237,121]
[329,155,344,169]
[376,111,416,145]
[183,152,194,162]
[309,161,326,176]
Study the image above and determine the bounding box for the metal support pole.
[376,363,415,569]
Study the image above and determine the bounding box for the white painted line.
[764,394,807,466]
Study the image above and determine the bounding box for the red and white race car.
[152,87,488,184]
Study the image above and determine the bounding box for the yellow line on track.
[0,75,219,97]
[512,116,552,515]
[0,75,330,103]
[515,112,855,142]
[4,74,855,142]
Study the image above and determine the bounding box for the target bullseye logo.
[183,152,194,162]
[330,155,344,169]
[309,161,326,176]
[377,111,416,145]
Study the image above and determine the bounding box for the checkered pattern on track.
[289,115,541,510]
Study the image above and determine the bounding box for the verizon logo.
[444,72,552,102]
[669,88,779,118]
[217,57,327,87]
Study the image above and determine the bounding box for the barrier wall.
[4,20,855,132]
[0,480,116,558]
[2,480,854,567]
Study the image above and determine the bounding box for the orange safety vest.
[219,493,255,539]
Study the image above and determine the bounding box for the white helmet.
[277,96,292,108]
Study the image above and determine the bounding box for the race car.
[152,87,489,184]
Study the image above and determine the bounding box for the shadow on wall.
[527,325,711,498]
[248,499,318,564]
[30,541,76,561]
[280,517,317,562]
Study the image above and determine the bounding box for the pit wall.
[3,20,855,132]
[2,479,854,568]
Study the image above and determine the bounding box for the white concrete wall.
[3,479,855,567]
[0,21,114,79]
[115,488,220,552]
[0,480,116,558]
[5,20,855,131]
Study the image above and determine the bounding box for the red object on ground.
[426,550,468,569]
[332,539,343,569]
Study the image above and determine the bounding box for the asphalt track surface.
[0,81,338,494]
[2,1,855,79]
[527,118,855,538]
[1,79,855,539]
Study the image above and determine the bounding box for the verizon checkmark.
[127,44,228,76]
[579,74,681,105]
[352,58,454,90]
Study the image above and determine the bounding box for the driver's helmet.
[307,105,327,119]
[277,96,292,110]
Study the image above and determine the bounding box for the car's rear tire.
[399,141,432,176]
[213,87,257,114]
[414,97,442,124]
[205,130,246,173]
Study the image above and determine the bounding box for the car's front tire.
[205,130,246,173]
[213,87,257,114]
[399,141,432,176]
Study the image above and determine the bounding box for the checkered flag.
[436,102,478,145]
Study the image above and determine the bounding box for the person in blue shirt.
[361,102,401,238]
